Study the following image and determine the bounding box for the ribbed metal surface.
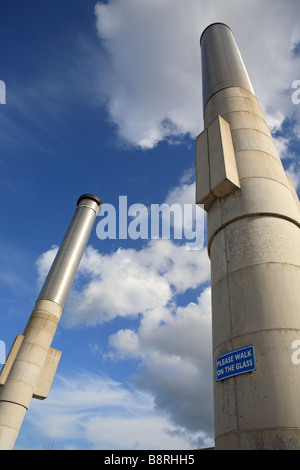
[201,23,255,109]
[37,195,101,308]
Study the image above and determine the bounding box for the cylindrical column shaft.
[199,23,300,449]
[0,194,101,450]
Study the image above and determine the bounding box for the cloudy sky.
[0,0,299,450]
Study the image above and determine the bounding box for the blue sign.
[216,345,256,382]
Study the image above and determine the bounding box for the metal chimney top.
[200,22,232,44]
[200,23,255,108]
[77,193,102,207]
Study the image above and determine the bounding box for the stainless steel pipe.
[37,194,101,309]
[200,23,254,108]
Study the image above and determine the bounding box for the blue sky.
[0,0,299,450]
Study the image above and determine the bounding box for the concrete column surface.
[206,87,300,450]
[198,23,300,449]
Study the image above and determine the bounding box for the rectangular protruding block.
[208,115,240,197]
[33,347,62,400]
[196,115,240,211]
[196,128,215,211]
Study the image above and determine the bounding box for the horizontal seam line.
[208,213,300,257]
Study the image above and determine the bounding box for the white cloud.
[36,174,210,328]
[286,161,300,191]
[58,238,210,327]
[94,0,300,150]
[67,243,173,326]
[163,173,205,251]
[264,111,286,134]
[108,287,213,434]
[34,173,212,441]
[273,136,290,159]
[24,371,212,449]
[95,0,203,148]
[35,245,58,286]
[23,286,214,449]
